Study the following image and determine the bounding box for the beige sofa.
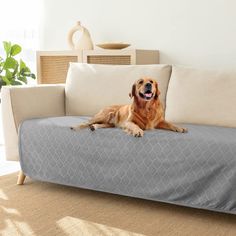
[2,63,236,162]
[2,63,236,160]
[2,63,236,214]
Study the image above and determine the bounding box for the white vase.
[67,21,94,50]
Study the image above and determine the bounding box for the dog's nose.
[145,83,152,90]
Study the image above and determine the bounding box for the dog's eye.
[138,80,143,84]
[150,80,153,84]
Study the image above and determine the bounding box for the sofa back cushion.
[165,65,236,128]
[65,63,171,116]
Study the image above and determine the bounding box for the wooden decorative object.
[96,43,130,50]
[67,21,94,50]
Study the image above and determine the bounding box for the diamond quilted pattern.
[19,116,236,214]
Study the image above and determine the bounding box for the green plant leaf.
[29,73,36,79]
[0,56,3,69]
[10,44,22,56]
[3,57,18,69]
[12,64,19,77]
[19,59,26,71]
[18,76,27,84]
[22,71,31,76]
[0,58,3,73]
[12,80,23,85]
[0,41,35,86]
[3,41,11,57]
[5,69,13,79]
[2,75,11,85]
[0,77,6,89]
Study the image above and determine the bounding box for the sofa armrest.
[1,84,65,161]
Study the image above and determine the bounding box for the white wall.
[40,0,236,69]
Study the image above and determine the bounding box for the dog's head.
[129,77,160,101]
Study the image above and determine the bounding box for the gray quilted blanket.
[19,116,236,214]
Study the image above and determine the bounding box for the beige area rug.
[0,173,236,236]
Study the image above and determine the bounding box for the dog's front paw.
[175,127,188,133]
[182,127,188,133]
[89,124,95,131]
[124,127,143,137]
[132,128,144,137]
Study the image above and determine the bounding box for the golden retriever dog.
[71,77,187,137]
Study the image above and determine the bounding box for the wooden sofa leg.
[17,170,26,185]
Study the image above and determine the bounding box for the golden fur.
[71,77,187,137]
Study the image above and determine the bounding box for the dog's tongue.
[145,93,152,98]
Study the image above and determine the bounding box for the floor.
[0,102,20,176]
[1,172,236,236]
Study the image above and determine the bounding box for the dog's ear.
[154,82,160,99]
[129,84,136,98]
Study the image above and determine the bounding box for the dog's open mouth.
[139,91,153,100]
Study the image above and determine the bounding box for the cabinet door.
[38,55,78,84]
[86,55,132,65]
[37,51,82,84]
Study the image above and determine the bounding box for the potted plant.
[0,41,36,91]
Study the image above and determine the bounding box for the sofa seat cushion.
[19,116,236,214]
[165,65,236,128]
[65,63,171,116]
